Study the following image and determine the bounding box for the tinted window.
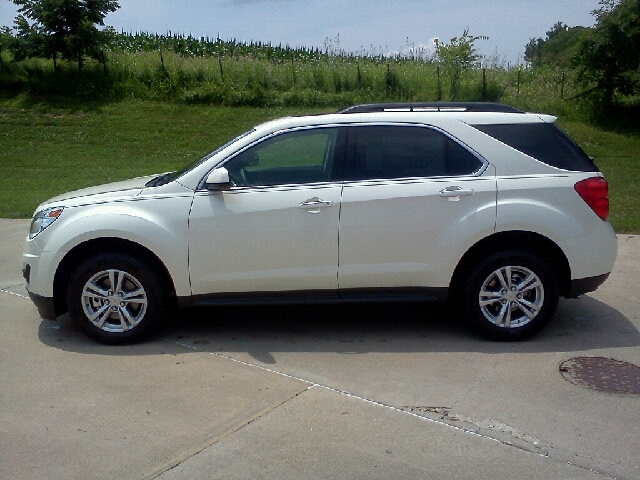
[346,125,482,180]
[472,123,598,172]
[448,139,485,175]
[224,128,341,186]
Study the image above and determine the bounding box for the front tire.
[66,253,166,344]
[462,251,559,341]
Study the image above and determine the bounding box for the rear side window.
[346,125,483,180]
[472,123,598,172]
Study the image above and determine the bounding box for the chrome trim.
[197,121,490,191]
[298,197,333,213]
[195,181,344,196]
[341,176,493,188]
[439,186,475,197]
[344,121,489,176]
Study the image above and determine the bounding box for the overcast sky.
[0,0,601,64]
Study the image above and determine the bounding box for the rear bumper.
[28,291,57,320]
[567,273,610,298]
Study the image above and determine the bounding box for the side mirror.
[205,167,231,191]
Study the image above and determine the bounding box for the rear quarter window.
[472,123,598,172]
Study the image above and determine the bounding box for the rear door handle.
[439,186,474,200]
[299,197,333,213]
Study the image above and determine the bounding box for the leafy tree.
[524,22,588,66]
[525,22,570,63]
[525,24,587,66]
[0,27,12,66]
[575,0,640,105]
[524,37,544,64]
[10,0,119,71]
[546,22,570,41]
[435,29,487,100]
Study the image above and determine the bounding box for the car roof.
[337,102,524,114]
[254,103,556,133]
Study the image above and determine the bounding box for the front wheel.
[462,251,559,341]
[66,253,166,344]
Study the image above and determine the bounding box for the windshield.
[146,128,256,187]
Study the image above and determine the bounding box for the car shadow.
[38,294,640,360]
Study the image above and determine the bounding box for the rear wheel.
[462,251,559,341]
[66,253,166,344]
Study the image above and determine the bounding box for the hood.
[39,174,160,209]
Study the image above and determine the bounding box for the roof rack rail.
[337,102,523,114]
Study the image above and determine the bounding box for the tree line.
[525,0,640,106]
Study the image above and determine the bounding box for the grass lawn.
[0,100,317,218]
[1,99,638,233]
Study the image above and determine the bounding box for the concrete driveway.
[1,218,638,479]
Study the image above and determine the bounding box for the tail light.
[574,177,609,221]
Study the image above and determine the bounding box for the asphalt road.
[1,218,639,479]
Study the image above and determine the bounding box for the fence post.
[560,71,565,100]
[218,57,224,83]
[159,49,166,72]
[517,68,521,96]
[386,63,391,92]
[482,68,487,101]
[436,64,442,101]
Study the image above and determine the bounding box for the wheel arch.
[53,237,177,317]
[450,231,571,298]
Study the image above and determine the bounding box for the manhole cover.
[559,357,640,396]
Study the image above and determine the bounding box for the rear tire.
[462,251,559,341]
[66,253,166,344]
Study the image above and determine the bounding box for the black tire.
[66,253,166,344]
[461,251,559,341]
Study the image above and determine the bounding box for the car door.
[188,126,346,299]
[338,124,496,294]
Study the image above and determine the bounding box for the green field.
[1,99,638,233]
[0,100,309,217]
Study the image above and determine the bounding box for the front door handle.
[299,197,333,213]
[439,186,474,200]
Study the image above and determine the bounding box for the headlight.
[29,206,64,239]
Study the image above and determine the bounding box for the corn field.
[0,32,590,120]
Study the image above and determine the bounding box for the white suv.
[22,103,617,343]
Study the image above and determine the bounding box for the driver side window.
[224,127,340,187]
